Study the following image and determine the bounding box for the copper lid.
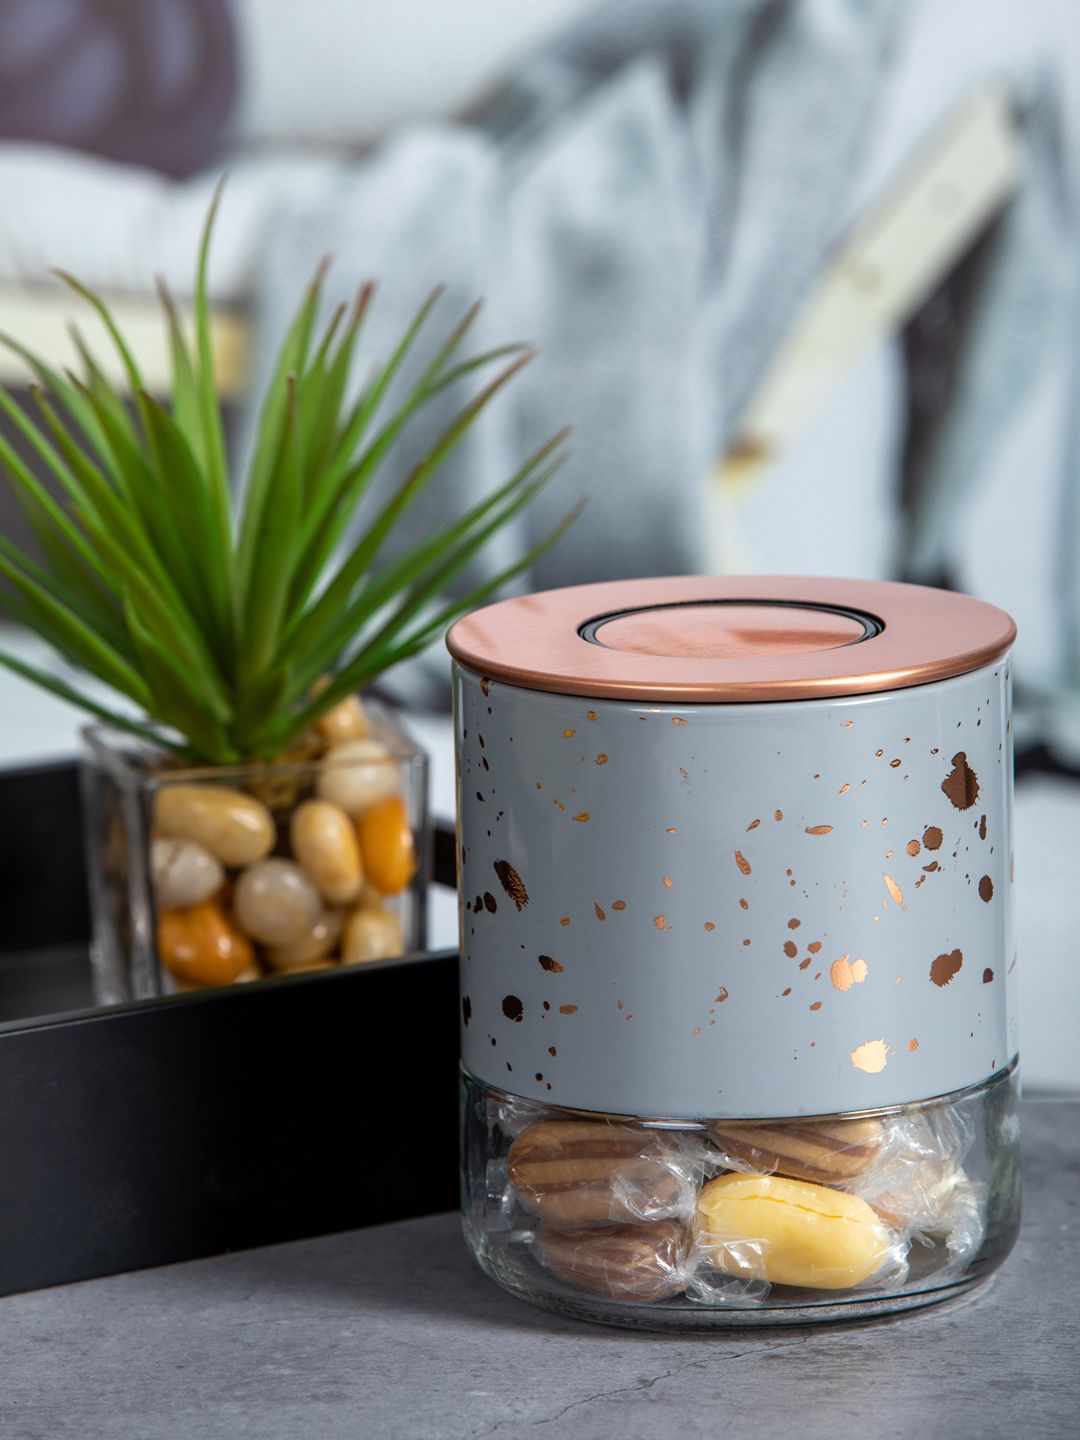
[445,576,1016,702]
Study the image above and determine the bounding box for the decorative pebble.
[358,794,416,895]
[158,901,254,987]
[151,836,224,910]
[155,784,274,868]
[176,959,263,992]
[341,902,404,965]
[290,800,364,905]
[265,908,345,971]
[315,739,398,816]
[234,858,322,946]
[315,693,370,746]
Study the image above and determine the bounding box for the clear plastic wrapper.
[506,1119,706,1228]
[846,1102,986,1266]
[533,1221,692,1302]
[461,1067,1020,1326]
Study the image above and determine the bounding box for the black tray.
[0,761,460,1297]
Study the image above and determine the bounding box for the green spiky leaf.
[0,185,576,761]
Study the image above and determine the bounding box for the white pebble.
[234,858,322,947]
[315,739,399,816]
[151,836,224,910]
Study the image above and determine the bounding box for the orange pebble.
[357,795,416,895]
[158,900,255,987]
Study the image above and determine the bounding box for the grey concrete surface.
[0,1100,1075,1440]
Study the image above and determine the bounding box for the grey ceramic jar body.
[453,657,1019,1328]
[455,659,1015,1120]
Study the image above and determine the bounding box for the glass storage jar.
[448,576,1020,1329]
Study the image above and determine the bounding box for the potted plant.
[0,188,574,1000]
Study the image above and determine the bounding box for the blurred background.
[0,0,1077,1087]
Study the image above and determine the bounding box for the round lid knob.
[587,602,875,660]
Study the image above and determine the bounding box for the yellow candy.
[696,1173,893,1290]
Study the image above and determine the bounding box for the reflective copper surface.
[445,576,1016,702]
[593,603,869,660]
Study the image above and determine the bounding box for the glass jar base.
[461,1065,1020,1332]
[469,1231,1001,1330]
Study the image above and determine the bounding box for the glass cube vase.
[81,698,429,1003]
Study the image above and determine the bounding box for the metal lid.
[445,576,1016,702]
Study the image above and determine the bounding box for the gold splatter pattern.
[842,720,854,728]
[930,949,963,987]
[983,968,994,984]
[774,809,784,821]
[559,1004,578,1015]
[662,875,674,889]
[563,729,576,738]
[672,717,687,726]
[783,941,798,959]
[830,955,869,991]
[538,955,564,973]
[739,898,749,910]
[612,900,627,911]
[883,874,903,906]
[493,860,529,910]
[908,1038,919,1052]
[704,921,716,932]
[805,825,833,836]
[586,710,597,721]
[666,827,678,835]
[839,784,850,795]
[942,751,980,810]
[978,875,994,903]
[807,941,822,954]
[716,988,729,1002]
[906,839,921,856]
[573,812,590,823]
[734,850,752,876]
[850,1039,889,1073]
[747,819,761,831]
[560,916,571,926]
[923,826,943,851]
[594,902,606,922]
[979,814,988,840]
[653,915,667,932]
[596,754,609,765]
[809,1001,822,1012]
